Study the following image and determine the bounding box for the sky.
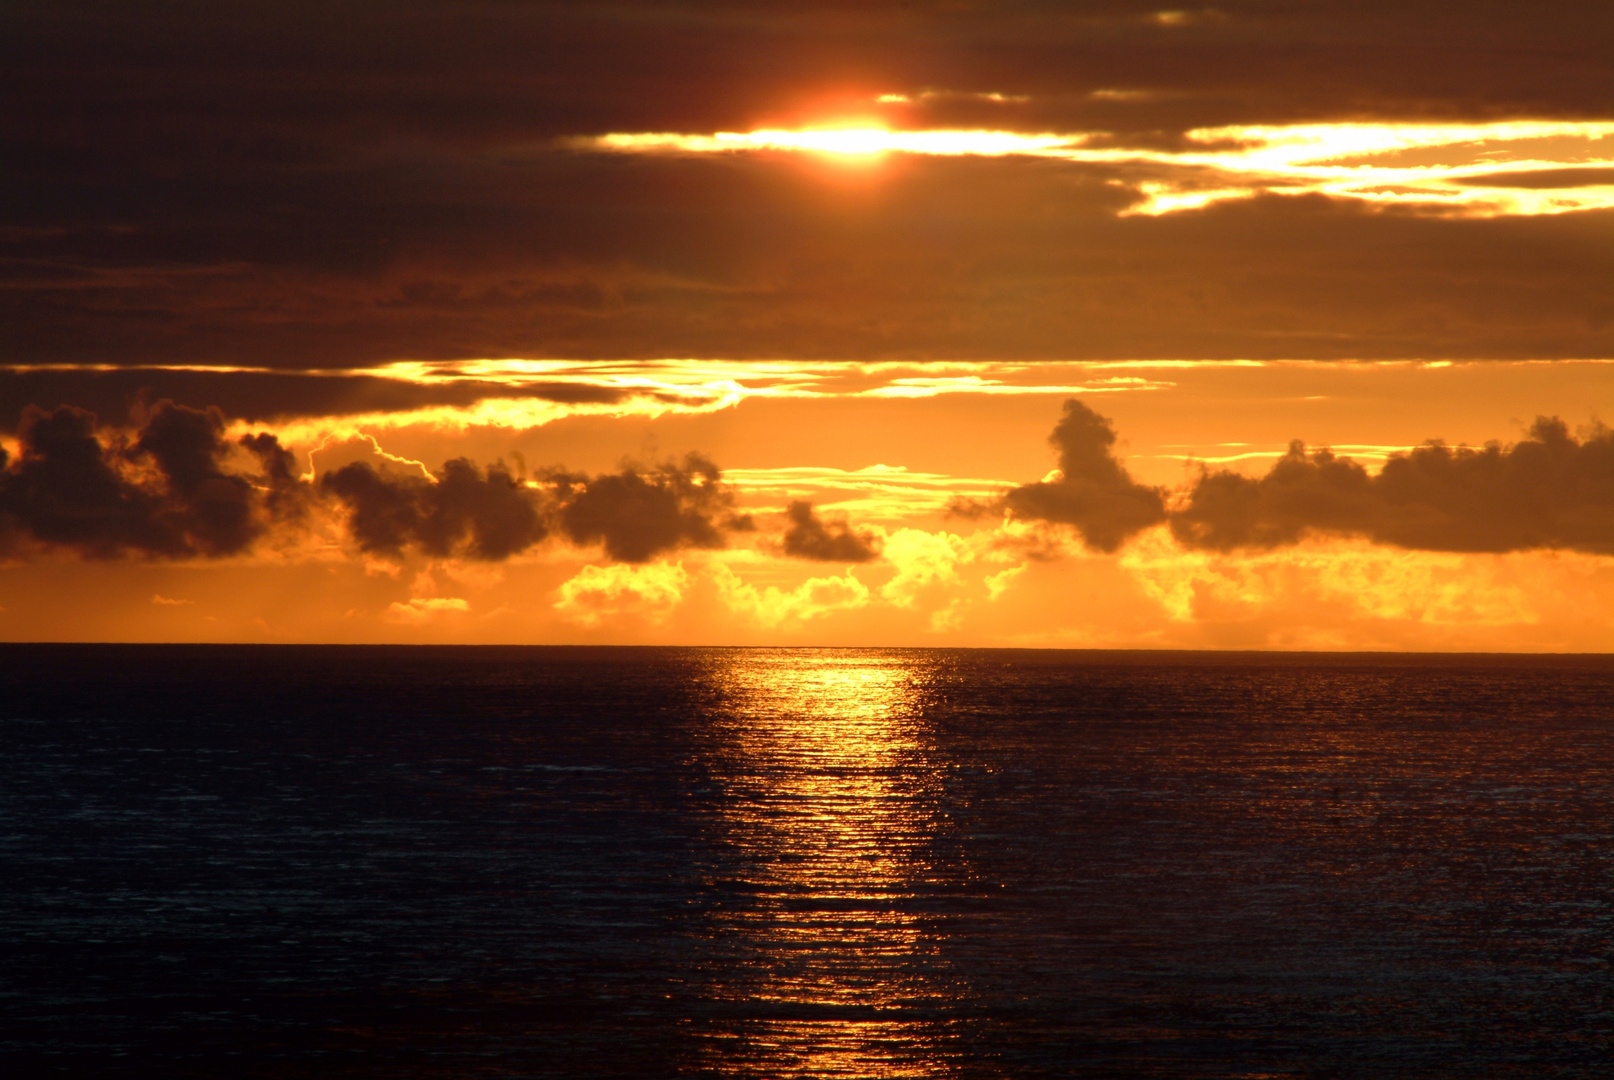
[3,1,1613,648]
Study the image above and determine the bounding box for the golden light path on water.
[696,649,964,1077]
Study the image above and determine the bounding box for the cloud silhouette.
[0,402,294,558]
[1,404,755,564]
[324,453,754,564]
[780,500,881,562]
[992,403,1614,557]
[0,368,632,432]
[998,399,1167,552]
[129,402,259,555]
[550,454,751,563]
[321,457,548,560]
[0,405,178,557]
[1173,418,1614,554]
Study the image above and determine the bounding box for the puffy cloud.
[0,402,755,566]
[322,451,755,565]
[984,564,1026,601]
[712,564,871,626]
[1120,528,1551,631]
[0,402,290,558]
[780,500,881,562]
[879,528,974,607]
[553,561,688,627]
[129,402,259,556]
[1173,418,1614,555]
[550,454,751,563]
[238,431,310,522]
[993,403,1614,558]
[992,399,1167,552]
[322,456,547,561]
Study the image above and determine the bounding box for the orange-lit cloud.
[2,360,1611,649]
[878,528,974,608]
[588,121,1614,217]
[593,128,1078,157]
[712,563,871,626]
[385,596,471,623]
[1118,529,1572,632]
[554,561,688,627]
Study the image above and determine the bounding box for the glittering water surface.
[2,646,1612,1077]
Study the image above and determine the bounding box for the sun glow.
[589,120,1614,216]
[594,127,1079,157]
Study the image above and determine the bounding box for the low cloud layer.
[1001,402,1614,556]
[0,402,291,558]
[0,403,756,564]
[1174,419,1614,555]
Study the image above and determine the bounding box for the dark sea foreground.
[2,647,1612,1078]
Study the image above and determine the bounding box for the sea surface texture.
[2,645,1612,1077]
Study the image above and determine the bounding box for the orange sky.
[2,3,1612,648]
[3,359,1610,649]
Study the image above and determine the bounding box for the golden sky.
[2,2,1612,648]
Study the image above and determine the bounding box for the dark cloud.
[239,431,305,514]
[781,500,881,562]
[0,368,627,432]
[996,400,1167,552]
[1463,168,1614,190]
[7,162,1613,365]
[0,402,289,558]
[1173,419,1614,555]
[1,403,752,564]
[7,2,1611,155]
[129,402,259,555]
[321,457,549,561]
[321,452,754,564]
[997,402,1614,556]
[4,3,1614,364]
[550,455,751,563]
[0,405,177,557]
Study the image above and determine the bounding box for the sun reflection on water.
[694,649,965,1077]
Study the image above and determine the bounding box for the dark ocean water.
[1,646,1612,1078]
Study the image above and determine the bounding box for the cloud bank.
[8,3,1614,365]
[0,403,761,565]
[999,402,1614,556]
[0,402,287,558]
[1173,420,1614,555]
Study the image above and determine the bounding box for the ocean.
[2,645,1611,1077]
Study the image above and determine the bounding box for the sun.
[725,127,898,156]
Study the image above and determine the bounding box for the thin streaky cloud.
[586,121,1614,216]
